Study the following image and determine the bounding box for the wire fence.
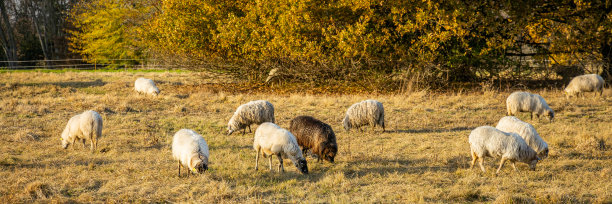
[0,59,183,70]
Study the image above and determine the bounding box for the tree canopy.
[2,0,611,89]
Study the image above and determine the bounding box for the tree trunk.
[601,41,612,82]
[27,0,49,67]
[0,1,17,68]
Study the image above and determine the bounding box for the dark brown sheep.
[289,116,337,163]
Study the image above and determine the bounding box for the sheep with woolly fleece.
[289,116,338,163]
[469,126,540,174]
[342,99,385,132]
[564,74,604,98]
[134,77,160,96]
[496,116,549,159]
[253,122,308,174]
[227,100,275,135]
[506,91,554,122]
[60,110,103,152]
[172,129,209,176]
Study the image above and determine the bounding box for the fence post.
[94,59,97,70]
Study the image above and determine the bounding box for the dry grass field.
[0,71,611,203]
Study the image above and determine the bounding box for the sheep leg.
[478,157,486,172]
[89,139,95,152]
[268,156,273,171]
[72,137,77,149]
[248,125,252,133]
[381,120,386,133]
[530,112,533,120]
[178,161,181,177]
[277,153,284,173]
[496,157,507,174]
[92,137,98,152]
[255,148,260,171]
[82,139,87,149]
[242,128,246,136]
[511,161,518,171]
[599,88,603,97]
[470,150,478,169]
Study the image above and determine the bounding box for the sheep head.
[227,117,246,136]
[538,148,549,159]
[322,144,337,163]
[295,158,308,174]
[545,110,554,122]
[60,128,69,149]
[190,155,208,174]
[528,157,540,171]
[342,116,351,131]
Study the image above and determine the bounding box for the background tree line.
[2,0,611,90]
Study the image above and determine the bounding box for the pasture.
[0,71,610,202]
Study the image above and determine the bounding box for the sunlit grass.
[0,71,610,202]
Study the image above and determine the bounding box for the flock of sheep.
[59,74,606,176]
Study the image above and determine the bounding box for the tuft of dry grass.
[0,71,610,202]
[24,182,53,200]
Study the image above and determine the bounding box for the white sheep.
[496,116,549,159]
[253,122,308,174]
[60,110,103,152]
[134,77,160,96]
[469,126,540,174]
[506,91,554,122]
[227,100,275,135]
[342,99,385,132]
[564,74,605,98]
[172,129,209,176]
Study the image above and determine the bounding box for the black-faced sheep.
[253,122,308,174]
[289,116,337,163]
[172,129,209,176]
[342,99,385,132]
[60,110,103,152]
[469,126,540,174]
[564,74,605,98]
[227,100,275,135]
[506,91,554,122]
[134,77,160,96]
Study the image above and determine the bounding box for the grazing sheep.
[469,126,540,174]
[342,99,385,132]
[134,77,160,96]
[265,68,279,83]
[227,100,275,136]
[60,110,103,152]
[564,74,605,98]
[289,116,338,163]
[506,91,554,122]
[172,129,209,176]
[253,122,308,174]
[496,116,549,159]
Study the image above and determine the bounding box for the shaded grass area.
[0,68,190,74]
[0,71,610,202]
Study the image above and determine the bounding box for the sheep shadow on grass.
[394,126,475,134]
[339,155,468,179]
